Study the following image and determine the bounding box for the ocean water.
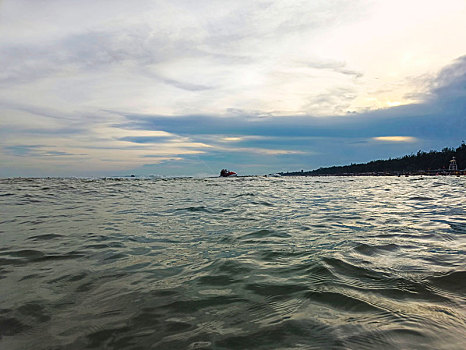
[0,176,465,350]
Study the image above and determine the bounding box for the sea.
[0,176,465,350]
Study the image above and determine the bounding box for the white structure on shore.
[449,157,458,171]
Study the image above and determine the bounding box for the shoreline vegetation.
[279,142,466,177]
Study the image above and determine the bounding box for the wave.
[1,176,465,349]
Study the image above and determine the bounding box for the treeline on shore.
[280,142,466,176]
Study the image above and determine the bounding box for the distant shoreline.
[279,170,466,177]
[278,142,466,177]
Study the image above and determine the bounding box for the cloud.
[1,1,466,176]
[430,55,466,109]
[221,137,243,142]
[119,136,175,144]
[157,76,214,92]
[215,146,306,156]
[3,145,44,156]
[3,144,83,157]
[301,60,363,78]
[0,0,375,117]
[112,54,466,174]
[373,136,417,142]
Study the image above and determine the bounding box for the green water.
[0,176,465,349]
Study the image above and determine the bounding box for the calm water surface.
[0,176,465,349]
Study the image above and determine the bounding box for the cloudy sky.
[1,0,465,177]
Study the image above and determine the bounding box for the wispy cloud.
[4,145,45,156]
[221,137,243,142]
[3,144,85,157]
[373,136,417,142]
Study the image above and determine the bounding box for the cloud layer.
[1,1,465,176]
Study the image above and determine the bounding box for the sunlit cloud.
[221,137,243,142]
[107,129,175,138]
[386,101,404,107]
[373,136,417,142]
[231,148,306,155]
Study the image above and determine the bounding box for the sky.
[1,0,465,177]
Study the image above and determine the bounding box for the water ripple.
[0,176,465,349]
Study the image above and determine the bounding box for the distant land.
[280,142,466,176]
